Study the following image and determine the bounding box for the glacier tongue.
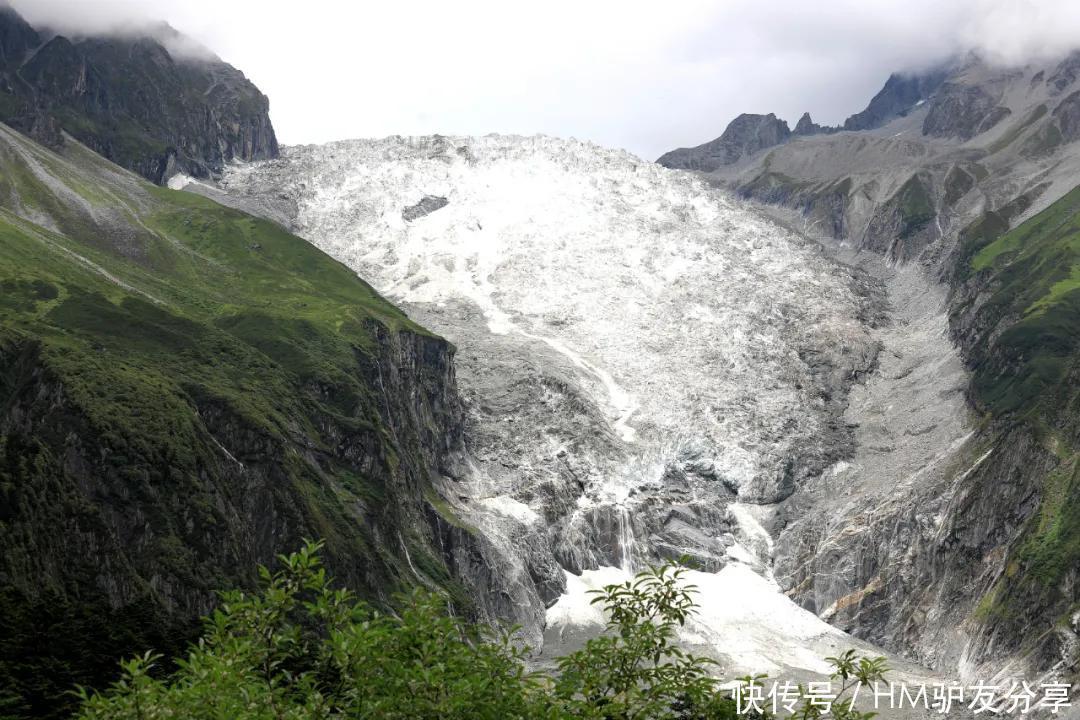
[219,133,887,673]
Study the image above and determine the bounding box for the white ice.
[221,134,882,677]
[545,564,849,676]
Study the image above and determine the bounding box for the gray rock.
[1052,90,1080,142]
[794,112,838,136]
[402,195,450,221]
[1046,50,1080,95]
[843,68,949,131]
[0,5,278,184]
[922,84,1010,140]
[657,113,791,171]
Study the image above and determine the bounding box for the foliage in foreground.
[74,542,887,719]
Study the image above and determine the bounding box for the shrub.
[74,542,886,720]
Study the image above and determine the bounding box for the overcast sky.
[12,1,1080,159]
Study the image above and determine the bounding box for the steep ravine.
[756,200,1079,688]
[754,208,983,668]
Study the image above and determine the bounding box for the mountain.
[0,97,470,720]
[0,4,277,184]
[657,67,952,173]
[657,112,793,171]
[842,66,949,131]
[5,5,1078,714]
[657,52,1080,683]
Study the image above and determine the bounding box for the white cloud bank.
[10,0,1080,159]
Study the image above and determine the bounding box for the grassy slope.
[0,126,454,718]
[967,185,1080,417]
[959,184,1080,618]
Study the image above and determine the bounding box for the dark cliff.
[0,120,466,718]
[0,5,278,184]
[842,68,948,131]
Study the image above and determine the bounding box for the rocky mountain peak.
[656,112,791,171]
[0,3,36,68]
[724,111,791,141]
[842,66,949,131]
[793,111,836,136]
[658,56,1042,176]
[0,4,278,183]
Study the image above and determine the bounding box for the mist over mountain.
[0,3,276,183]
[9,0,1080,160]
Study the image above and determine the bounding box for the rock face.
[1047,51,1080,95]
[794,112,835,136]
[657,109,847,172]
[842,68,948,131]
[0,5,278,183]
[657,112,792,170]
[0,122,463,718]
[922,83,1010,140]
[402,194,449,221]
[657,50,1080,684]
[0,5,36,68]
[1051,90,1080,142]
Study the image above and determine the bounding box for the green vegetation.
[964,184,1080,415]
[0,124,458,717]
[953,183,1048,282]
[893,175,935,239]
[75,543,888,720]
[1019,456,1080,587]
[953,210,1010,277]
[959,182,1080,624]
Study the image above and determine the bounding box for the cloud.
[8,0,1080,159]
[10,0,216,60]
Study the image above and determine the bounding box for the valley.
[197,134,967,686]
[1,3,1080,715]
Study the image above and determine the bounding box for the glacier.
[209,134,957,681]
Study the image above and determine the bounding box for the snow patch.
[546,564,847,676]
[166,173,192,190]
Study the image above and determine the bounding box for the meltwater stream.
[212,134,934,679]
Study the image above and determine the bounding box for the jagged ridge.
[0,4,278,184]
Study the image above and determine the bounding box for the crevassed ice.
[221,134,877,674]
[225,134,866,491]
